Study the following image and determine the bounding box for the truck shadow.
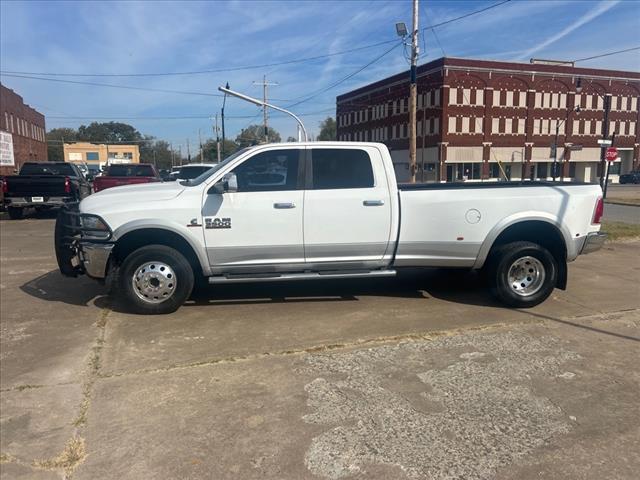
[184,268,502,309]
[20,268,501,311]
[20,270,108,307]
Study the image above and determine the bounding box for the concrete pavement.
[603,203,640,224]
[1,217,639,479]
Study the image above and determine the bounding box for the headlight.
[80,214,112,240]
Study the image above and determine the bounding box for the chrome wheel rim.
[132,261,177,304]
[507,256,545,297]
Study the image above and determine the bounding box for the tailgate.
[6,176,68,197]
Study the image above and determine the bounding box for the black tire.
[486,241,557,308]
[7,206,24,220]
[115,245,194,314]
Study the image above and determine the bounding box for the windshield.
[107,164,156,177]
[178,165,214,179]
[20,163,75,176]
[181,148,252,186]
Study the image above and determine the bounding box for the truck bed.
[397,180,589,190]
[395,182,602,268]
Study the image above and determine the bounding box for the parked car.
[3,162,92,219]
[92,163,161,192]
[55,142,605,314]
[619,171,640,184]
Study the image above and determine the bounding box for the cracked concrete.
[1,217,639,479]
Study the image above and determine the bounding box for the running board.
[208,269,397,284]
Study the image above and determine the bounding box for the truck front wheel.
[116,245,194,314]
[7,207,24,220]
[487,241,557,308]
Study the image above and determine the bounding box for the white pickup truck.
[55,142,606,314]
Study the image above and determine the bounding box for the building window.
[449,88,458,105]
[518,118,526,134]
[471,117,482,134]
[86,152,99,161]
[461,117,470,133]
[448,117,457,134]
[504,118,512,134]
[492,118,500,134]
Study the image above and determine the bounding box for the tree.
[77,122,143,143]
[46,128,78,162]
[235,124,281,148]
[317,117,336,141]
[286,136,297,142]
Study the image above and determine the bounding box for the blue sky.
[1,0,639,151]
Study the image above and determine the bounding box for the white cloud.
[518,0,621,60]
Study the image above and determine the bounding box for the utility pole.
[253,75,279,143]
[221,82,229,158]
[213,114,221,163]
[198,129,203,162]
[186,138,191,163]
[408,0,419,183]
[170,143,175,167]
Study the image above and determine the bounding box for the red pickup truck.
[93,164,161,192]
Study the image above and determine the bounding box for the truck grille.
[54,203,82,277]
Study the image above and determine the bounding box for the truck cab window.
[232,149,300,192]
[311,148,374,189]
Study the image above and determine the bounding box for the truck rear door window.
[107,165,155,177]
[311,149,374,189]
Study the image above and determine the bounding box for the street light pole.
[408,0,419,183]
[218,85,308,141]
[221,82,229,158]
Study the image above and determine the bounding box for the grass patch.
[601,221,640,241]
[0,453,16,464]
[33,436,86,475]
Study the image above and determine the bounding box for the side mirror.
[209,172,238,194]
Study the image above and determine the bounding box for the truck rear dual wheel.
[487,241,557,308]
[116,245,194,315]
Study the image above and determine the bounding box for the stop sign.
[606,147,618,162]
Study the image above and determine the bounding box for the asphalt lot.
[1,215,639,479]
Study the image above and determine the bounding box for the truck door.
[202,147,305,271]
[303,146,392,266]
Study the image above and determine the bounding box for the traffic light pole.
[603,133,616,199]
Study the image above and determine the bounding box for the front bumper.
[55,205,113,279]
[79,242,114,278]
[581,232,607,255]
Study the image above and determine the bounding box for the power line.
[286,41,403,109]
[0,40,399,78]
[0,73,225,97]
[573,46,640,63]
[422,0,512,33]
[45,108,335,121]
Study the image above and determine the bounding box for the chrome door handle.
[363,200,384,206]
[274,202,296,209]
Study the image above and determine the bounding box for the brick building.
[336,57,640,183]
[1,84,47,176]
